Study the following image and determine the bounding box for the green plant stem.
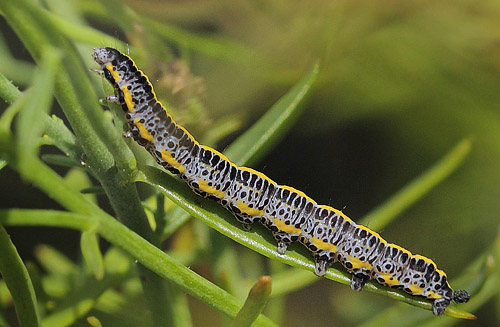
[0,225,40,327]
[0,71,21,105]
[231,276,272,327]
[0,1,176,324]
[0,208,278,327]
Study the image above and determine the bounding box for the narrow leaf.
[16,47,60,172]
[0,225,40,327]
[231,276,272,327]
[1,208,278,327]
[0,71,22,105]
[81,230,105,280]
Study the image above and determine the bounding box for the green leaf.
[0,90,27,135]
[0,225,40,327]
[81,229,105,280]
[0,71,22,105]
[15,47,60,167]
[1,207,278,326]
[231,276,272,327]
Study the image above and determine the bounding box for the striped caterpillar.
[92,47,470,316]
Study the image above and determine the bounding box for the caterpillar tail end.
[453,289,471,303]
[432,289,470,316]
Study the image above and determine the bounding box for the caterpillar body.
[93,47,470,316]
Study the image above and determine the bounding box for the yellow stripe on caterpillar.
[135,119,154,142]
[346,255,373,270]
[106,64,120,81]
[318,205,353,223]
[427,291,442,299]
[409,284,424,295]
[379,272,400,286]
[199,180,225,199]
[312,237,337,252]
[273,218,301,234]
[239,166,276,185]
[201,145,236,167]
[122,85,134,112]
[280,185,316,204]
[160,150,185,173]
[236,201,263,216]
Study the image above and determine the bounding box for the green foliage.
[1,0,499,326]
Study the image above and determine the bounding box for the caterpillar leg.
[272,231,299,255]
[91,68,104,76]
[105,95,120,104]
[350,273,370,291]
[241,222,252,231]
[432,298,450,316]
[314,258,333,277]
[277,241,288,255]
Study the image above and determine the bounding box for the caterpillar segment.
[299,205,342,276]
[225,167,277,227]
[260,185,316,254]
[93,47,471,316]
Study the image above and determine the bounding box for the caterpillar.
[92,47,470,316]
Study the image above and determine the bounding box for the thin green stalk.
[41,115,81,160]
[231,276,272,327]
[0,2,175,324]
[16,47,60,174]
[47,9,126,48]
[0,71,22,105]
[0,225,40,327]
[0,71,81,159]
[0,208,278,327]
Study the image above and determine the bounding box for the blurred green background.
[1,0,499,326]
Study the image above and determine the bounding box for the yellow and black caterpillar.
[93,47,470,316]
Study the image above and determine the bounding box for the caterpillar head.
[93,47,120,65]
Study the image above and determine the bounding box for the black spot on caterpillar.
[93,47,470,316]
